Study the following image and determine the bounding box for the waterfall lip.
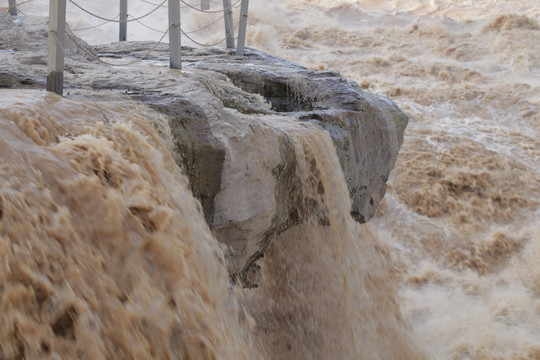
[1,15,408,281]
[182,51,408,276]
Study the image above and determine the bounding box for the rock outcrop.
[0,14,407,280]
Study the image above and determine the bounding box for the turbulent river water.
[2,0,540,359]
[247,2,540,358]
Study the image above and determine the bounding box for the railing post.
[222,0,234,49]
[8,0,17,16]
[119,0,127,41]
[236,0,249,56]
[47,0,66,95]
[168,0,181,69]
[201,0,209,10]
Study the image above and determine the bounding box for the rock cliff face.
[0,14,407,280]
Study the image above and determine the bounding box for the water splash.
[0,90,258,359]
[244,118,425,359]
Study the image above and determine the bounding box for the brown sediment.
[243,119,426,360]
[0,89,423,360]
[244,1,540,358]
[0,90,258,359]
[2,0,539,358]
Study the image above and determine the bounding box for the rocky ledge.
[0,15,407,282]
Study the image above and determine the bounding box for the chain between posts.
[68,0,167,23]
[46,0,250,95]
[71,14,119,31]
[181,19,238,47]
[179,0,241,13]
[65,28,170,67]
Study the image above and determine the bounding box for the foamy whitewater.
[2,0,540,359]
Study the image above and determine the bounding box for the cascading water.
[243,118,426,359]
[0,91,259,359]
[2,0,539,358]
[0,90,424,359]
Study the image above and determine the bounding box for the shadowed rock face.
[185,52,407,281]
[190,55,407,224]
[1,15,407,280]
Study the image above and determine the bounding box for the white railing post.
[119,0,127,41]
[236,0,249,56]
[201,0,209,10]
[47,0,66,95]
[168,0,181,69]
[222,0,234,49]
[8,0,17,16]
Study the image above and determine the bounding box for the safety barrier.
[3,0,250,94]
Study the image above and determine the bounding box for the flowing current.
[0,92,258,359]
[2,0,540,359]
[0,91,422,359]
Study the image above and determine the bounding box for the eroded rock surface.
[0,14,407,278]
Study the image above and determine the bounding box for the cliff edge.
[0,14,407,281]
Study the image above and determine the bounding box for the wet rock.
[0,14,407,277]
[133,94,227,225]
[190,53,407,223]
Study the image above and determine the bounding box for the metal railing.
[4,0,250,94]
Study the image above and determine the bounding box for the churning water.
[2,0,540,359]
[0,92,260,359]
[0,90,423,359]
[245,1,540,358]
